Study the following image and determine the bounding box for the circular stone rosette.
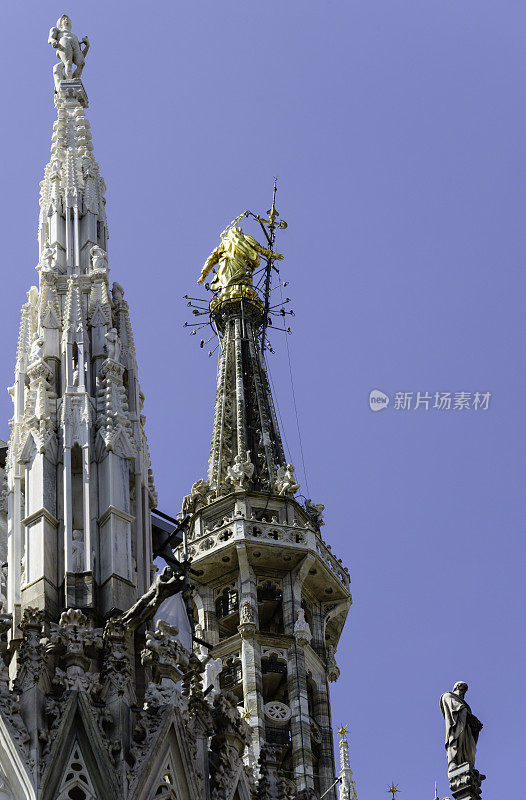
[264,700,292,726]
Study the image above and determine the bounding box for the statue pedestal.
[55,79,88,108]
[448,764,485,800]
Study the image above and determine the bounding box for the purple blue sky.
[1,2,524,797]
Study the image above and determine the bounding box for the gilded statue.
[198,226,282,305]
[49,15,90,91]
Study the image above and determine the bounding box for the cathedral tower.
[181,211,351,799]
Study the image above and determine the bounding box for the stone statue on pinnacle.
[440,681,483,772]
[49,15,90,91]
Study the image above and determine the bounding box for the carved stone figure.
[104,328,121,362]
[225,452,254,490]
[293,608,312,645]
[111,566,185,633]
[29,335,45,364]
[90,245,108,272]
[48,15,90,91]
[141,618,189,682]
[0,564,7,611]
[239,601,256,626]
[275,463,300,496]
[198,226,283,294]
[40,243,57,272]
[440,682,483,771]
[326,644,340,682]
[305,498,325,528]
[181,479,211,516]
[112,282,125,304]
[71,529,84,572]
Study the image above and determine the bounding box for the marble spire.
[5,15,157,632]
[338,728,358,800]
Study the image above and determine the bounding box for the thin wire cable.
[265,353,292,462]
[279,285,310,497]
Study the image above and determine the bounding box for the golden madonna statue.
[198,226,282,309]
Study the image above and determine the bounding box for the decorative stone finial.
[48,15,90,92]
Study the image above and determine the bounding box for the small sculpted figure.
[49,158,62,181]
[305,498,325,528]
[294,608,312,644]
[112,282,125,304]
[90,245,108,272]
[440,682,483,771]
[198,226,283,294]
[40,244,56,273]
[104,328,121,362]
[226,452,254,490]
[181,479,211,516]
[48,15,90,91]
[71,530,84,572]
[239,601,256,625]
[275,463,300,496]
[27,287,39,308]
[113,566,185,633]
[0,563,7,608]
[30,336,45,364]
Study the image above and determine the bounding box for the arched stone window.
[215,584,238,618]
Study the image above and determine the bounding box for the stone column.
[314,677,337,799]
[287,637,315,792]
[96,358,135,615]
[236,543,264,766]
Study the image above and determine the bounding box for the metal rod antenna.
[261,177,278,354]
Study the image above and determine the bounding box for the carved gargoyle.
[108,566,185,634]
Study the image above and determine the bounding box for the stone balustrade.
[178,517,350,591]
